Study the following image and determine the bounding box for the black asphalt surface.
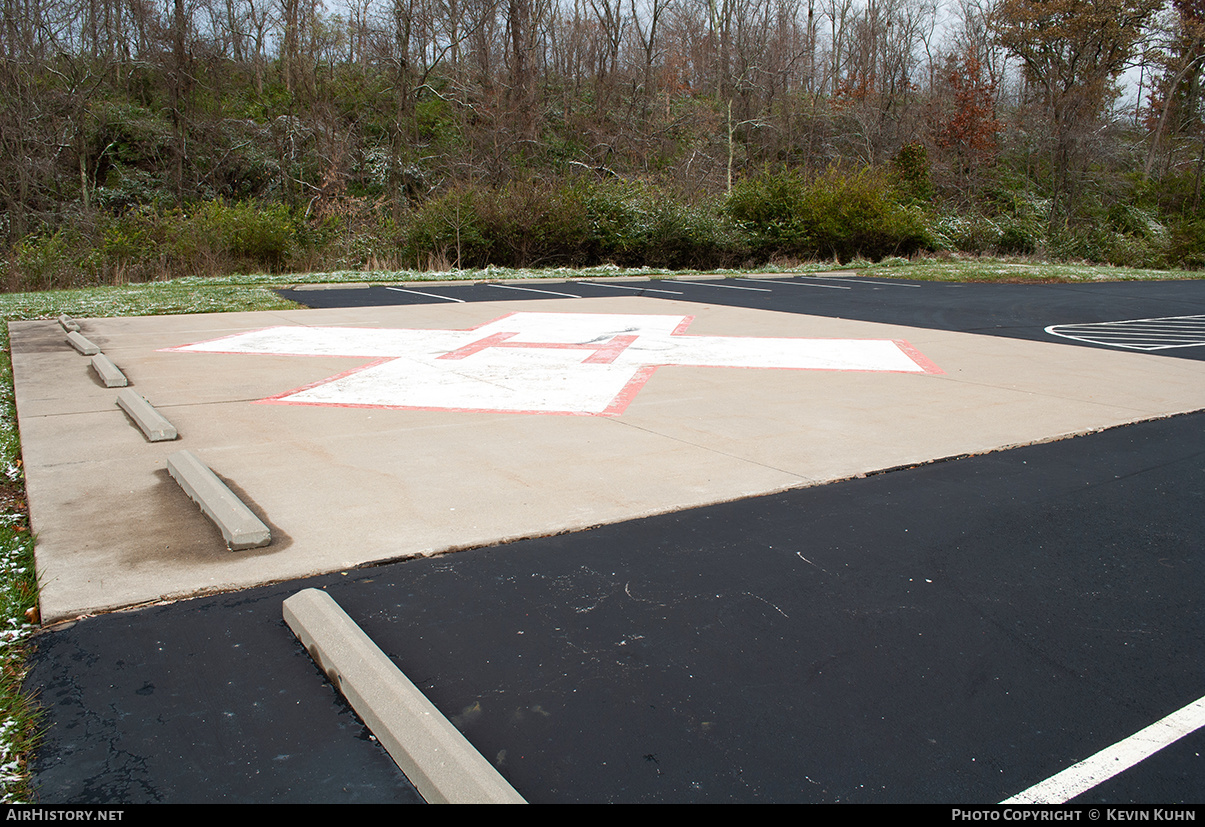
[24,277,1205,804]
[278,275,1205,358]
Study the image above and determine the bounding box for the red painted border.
[893,339,945,375]
[255,356,398,403]
[168,312,944,416]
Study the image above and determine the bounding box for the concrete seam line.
[165,450,270,550]
[282,588,526,805]
[116,389,178,441]
[91,354,128,388]
[66,331,99,355]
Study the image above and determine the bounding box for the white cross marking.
[166,312,942,415]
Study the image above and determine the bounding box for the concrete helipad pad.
[12,296,1205,623]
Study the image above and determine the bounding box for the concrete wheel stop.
[90,353,128,387]
[116,390,178,442]
[166,450,270,550]
[65,330,99,355]
[283,588,526,804]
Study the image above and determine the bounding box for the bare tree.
[994,0,1163,221]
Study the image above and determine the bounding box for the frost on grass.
[853,258,1205,283]
[0,327,38,804]
[0,529,37,805]
[0,418,36,806]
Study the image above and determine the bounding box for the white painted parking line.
[487,283,582,298]
[1001,694,1205,804]
[802,275,921,287]
[742,277,851,290]
[574,281,684,295]
[1046,315,1205,351]
[384,287,466,303]
[673,280,772,292]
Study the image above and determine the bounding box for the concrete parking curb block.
[116,390,178,441]
[58,314,80,332]
[166,450,270,550]
[282,588,526,805]
[91,354,128,387]
[66,331,99,355]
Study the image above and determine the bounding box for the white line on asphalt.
[801,276,921,287]
[574,281,684,295]
[487,283,583,298]
[1000,694,1205,804]
[384,287,467,303]
[1078,326,1205,334]
[673,280,772,292]
[742,277,851,290]
[1045,315,1205,350]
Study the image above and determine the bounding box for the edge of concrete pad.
[165,450,270,550]
[282,588,526,804]
[290,283,373,291]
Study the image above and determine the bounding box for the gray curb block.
[58,314,80,333]
[166,450,270,550]
[91,354,128,387]
[66,331,99,355]
[116,390,178,441]
[282,588,526,805]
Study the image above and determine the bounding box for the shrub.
[401,179,740,270]
[997,218,1041,255]
[581,181,736,268]
[94,167,175,212]
[928,213,1000,254]
[473,181,593,267]
[891,143,934,203]
[401,189,491,269]
[1166,219,1205,269]
[976,187,1047,256]
[192,200,304,271]
[726,167,930,262]
[11,229,80,291]
[638,199,736,268]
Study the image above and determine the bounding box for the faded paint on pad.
[166,311,941,415]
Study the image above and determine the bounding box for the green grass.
[0,256,1200,802]
[849,257,1205,282]
[0,336,36,803]
[148,256,1205,288]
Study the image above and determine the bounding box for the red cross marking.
[165,311,942,415]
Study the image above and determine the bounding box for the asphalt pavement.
[21,274,1205,804]
[281,274,1205,355]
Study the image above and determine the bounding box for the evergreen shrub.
[401,179,739,269]
[726,167,930,262]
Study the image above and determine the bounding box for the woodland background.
[3,0,1205,288]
